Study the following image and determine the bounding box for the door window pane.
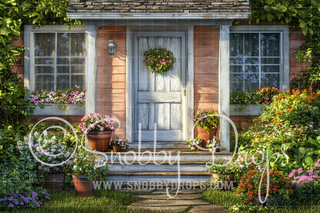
[35,75,54,91]
[34,34,55,57]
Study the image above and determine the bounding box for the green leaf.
[308,139,320,148]
[0,27,11,35]
[305,156,313,165]
[274,144,281,150]
[267,13,274,21]
[299,147,306,154]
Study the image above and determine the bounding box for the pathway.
[127,188,228,213]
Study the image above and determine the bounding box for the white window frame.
[24,25,86,93]
[230,25,290,91]
[24,25,88,116]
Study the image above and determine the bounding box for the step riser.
[105,154,232,162]
[129,142,188,149]
[109,164,208,172]
[107,175,211,183]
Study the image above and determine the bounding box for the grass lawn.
[202,189,320,213]
[3,189,153,213]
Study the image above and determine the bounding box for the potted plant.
[18,131,74,193]
[187,136,220,152]
[70,148,108,197]
[79,113,114,152]
[207,159,241,191]
[110,137,129,152]
[192,108,219,144]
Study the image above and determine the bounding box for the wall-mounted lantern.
[107,40,117,55]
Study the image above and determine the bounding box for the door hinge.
[184,89,186,96]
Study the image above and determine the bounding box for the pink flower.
[46,98,50,102]
[298,168,303,174]
[31,98,35,102]
[81,98,85,102]
[166,56,169,58]
[315,162,320,167]
[151,61,154,64]
[71,92,75,95]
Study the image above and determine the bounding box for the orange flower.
[314,96,317,100]
[309,87,312,90]
[308,99,311,103]
[273,117,277,120]
[303,97,307,100]
[276,122,280,126]
[292,104,295,108]
[305,105,308,109]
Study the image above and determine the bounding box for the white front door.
[133,32,187,141]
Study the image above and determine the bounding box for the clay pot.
[87,131,112,152]
[113,146,121,152]
[196,126,217,151]
[72,174,95,197]
[211,173,235,191]
[43,173,65,193]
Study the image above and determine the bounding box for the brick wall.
[96,26,126,138]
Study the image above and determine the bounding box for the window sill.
[230,104,263,116]
[33,104,85,116]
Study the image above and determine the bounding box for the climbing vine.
[0,0,81,126]
[248,0,320,89]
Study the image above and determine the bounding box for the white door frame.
[126,27,194,142]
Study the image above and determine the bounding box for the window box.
[33,104,85,116]
[230,104,263,116]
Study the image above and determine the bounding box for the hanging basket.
[143,48,176,75]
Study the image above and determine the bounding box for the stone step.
[109,163,208,172]
[188,205,228,213]
[135,194,203,200]
[107,171,210,176]
[153,189,203,194]
[128,206,189,213]
[131,199,211,207]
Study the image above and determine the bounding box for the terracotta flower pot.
[43,173,65,193]
[196,126,217,151]
[113,146,121,152]
[87,131,112,152]
[211,173,235,191]
[72,174,95,197]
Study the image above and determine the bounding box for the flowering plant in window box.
[79,113,114,152]
[29,85,85,108]
[109,137,129,152]
[143,48,176,75]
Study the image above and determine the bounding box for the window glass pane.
[230,33,243,57]
[34,66,54,74]
[261,33,280,56]
[245,65,259,73]
[71,58,85,64]
[34,33,55,56]
[230,66,243,73]
[35,75,54,91]
[71,33,85,56]
[244,74,259,91]
[244,33,259,56]
[71,66,85,73]
[261,74,279,88]
[57,33,70,56]
[230,74,243,92]
[244,58,259,64]
[230,58,244,64]
[57,66,69,73]
[261,65,280,73]
[57,58,69,64]
[71,75,85,89]
[35,58,53,64]
[57,75,70,91]
[261,58,280,64]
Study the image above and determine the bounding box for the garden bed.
[33,105,85,116]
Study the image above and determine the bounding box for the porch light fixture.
[107,40,117,55]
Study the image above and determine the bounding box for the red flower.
[277,90,280,93]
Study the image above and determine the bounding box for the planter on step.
[72,174,95,197]
[87,131,112,152]
[196,126,217,151]
[113,146,121,152]
[211,173,235,191]
[43,173,65,193]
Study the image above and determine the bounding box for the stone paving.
[127,188,228,213]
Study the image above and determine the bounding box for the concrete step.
[129,141,188,149]
[109,162,208,172]
[105,149,233,162]
[106,171,212,183]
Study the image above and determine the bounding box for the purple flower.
[45,196,50,200]
[20,202,24,205]
[8,203,14,207]
[8,197,13,201]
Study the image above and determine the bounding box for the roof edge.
[67,12,251,20]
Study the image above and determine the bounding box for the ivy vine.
[0,0,81,126]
